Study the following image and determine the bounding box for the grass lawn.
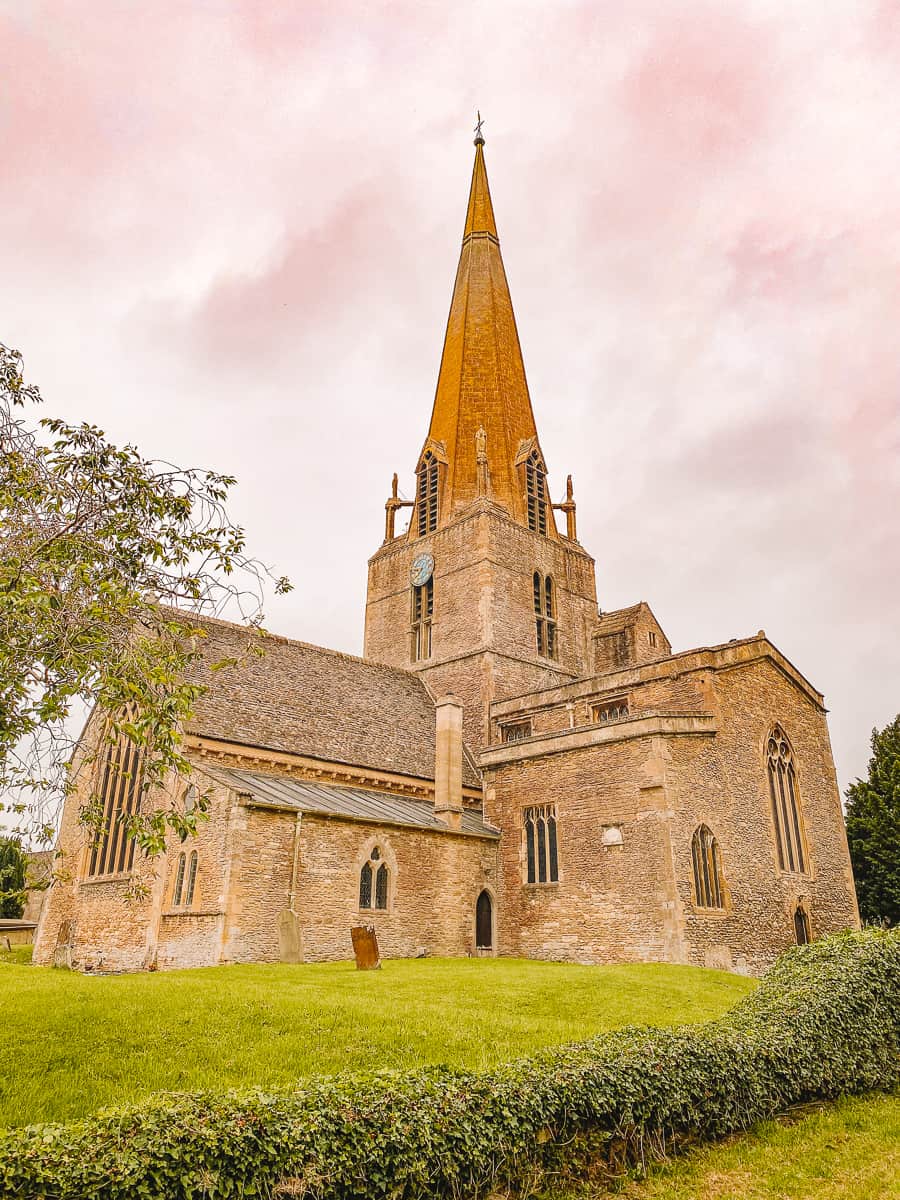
[551,1091,900,1199]
[0,947,754,1128]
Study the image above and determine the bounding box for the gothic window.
[766,726,808,874]
[533,572,557,659]
[593,698,629,723]
[475,890,493,949]
[411,577,434,661]
[185,851,198,906]
[359,847,389,911]
[417,451,439,536]
[524,804,559,884]
[525,451,548,535]
[173,853,186,906]
[794,904,811,945]
[691,825,725,909]
[86,709,144,878]
[502,719,532,743]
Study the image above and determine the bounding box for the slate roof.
[181,613,481,788]
[208,766,499,839]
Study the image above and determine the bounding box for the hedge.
[2,929,898,1199]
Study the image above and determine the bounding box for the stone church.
[34,132,859,975]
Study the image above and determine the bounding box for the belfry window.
[533,572,557,659]
[359,846,389,911]
[524,804,559,884]
[691,825,725,909]
[766,725,808,874]
[525,451,548,535]
[411,578,434,661]
[417,451,439,537]
[86,708,144,878]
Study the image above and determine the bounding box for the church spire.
[416,126,553,534]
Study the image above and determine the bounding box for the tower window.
[691,825,725,909]
[411,578,434,661]
[86,708,144,878]
[523,804,559,884]
[766,725,808,874]
[502,720,532,743]
[593,698,629,723]
[525,451,548,535]
[417,451,439,537]
[533,572,557,659]
[359,846,389,911]
[794,904,811,945]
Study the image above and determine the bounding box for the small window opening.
[523,804,559,884]
[592,698,629,723]
[794,904,811,945]
[648,630,657,648]
[502,720,532,743]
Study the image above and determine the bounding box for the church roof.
[182,613,481,788]
[207,767,499,838]
[419,137,551,529]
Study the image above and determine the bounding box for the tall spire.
[418,126,551,531]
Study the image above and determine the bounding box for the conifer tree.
[0,837,27,919]
[845,714,900,926]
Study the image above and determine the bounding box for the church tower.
[364,126,600,749]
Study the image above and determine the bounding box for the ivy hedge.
[2,929,898,1199]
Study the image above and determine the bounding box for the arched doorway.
[794,905,811,945]
[475,890,493,951]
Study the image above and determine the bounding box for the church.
[34,131,859,975]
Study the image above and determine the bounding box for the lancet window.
[533,572,557,659]
[691,825,725,909]
[524,804,559,884]
[173,850,199,908]
[417,451,439,537]
[766,726,807,874]
[525,451,548,535]
[794,905,811,945]
[359,846,389,911]
[411,578,434,661]
[86,708,144,878]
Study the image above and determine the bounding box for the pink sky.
[2,0,898,793]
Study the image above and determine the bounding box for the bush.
[2,929,898,1200]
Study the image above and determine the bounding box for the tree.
[0,837,27,918]
[0,342,290,858]
[845,714,900,927]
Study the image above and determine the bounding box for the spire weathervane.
[474,110,485,146]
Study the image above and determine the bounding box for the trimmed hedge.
[2,930,898,1199]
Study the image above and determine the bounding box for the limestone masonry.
[35,133,859,975]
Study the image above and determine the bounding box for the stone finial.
[434,694,464,830]
[475,426,491,497]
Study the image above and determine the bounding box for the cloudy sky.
[2,0,898,793]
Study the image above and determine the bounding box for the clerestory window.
[417,451,439,537]
[411,578,434,661]
[691,825,725,909]
[86,707,144,878]
[533,572,557,659]
[524,804,559,884]
[525,451,548,535]
[359,846,389,911]
[766,726,808,874]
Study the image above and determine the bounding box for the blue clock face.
[410,553,435,587]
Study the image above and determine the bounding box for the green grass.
[552,1092,900,1199]
[0,950,754,1128]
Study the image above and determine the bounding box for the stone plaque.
[350,924,381,970]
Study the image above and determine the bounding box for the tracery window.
[359,846,389,911]
[525,451,548,535]
[502,720,532,743]
[524,804,559,884]
[593,698,629,723]
[533,572,557,659]
[417,451,439,536]
[766,725,807,874]
[86,708,144,878]
[411,578,434,661]
[691,825,725,909]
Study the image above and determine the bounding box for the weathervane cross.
[474,110,485,144]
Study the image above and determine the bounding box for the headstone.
[351,924,381,970]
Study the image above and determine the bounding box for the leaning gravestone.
[350,924,380,970]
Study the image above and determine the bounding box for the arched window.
[691,825,724,909]
[794,904,811,945]
[766,726,807,874]
[525,451,548,535]
[524,805,559,884]
[87,706,144,878]
[173,853,186,906]
[417,451,439,536]
[475,890,493,949]
[185,851,198,906]
[359,847,389,911]
[533,572,557,659]
[411,578,434,661]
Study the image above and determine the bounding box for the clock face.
[409,552,435,588]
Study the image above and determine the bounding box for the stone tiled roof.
[182,613,480,788]
[208,766,499,838]
[593,603,646,636]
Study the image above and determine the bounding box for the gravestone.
[351,924,380,970]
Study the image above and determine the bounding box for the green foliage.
[0,837,27,918]
[0,342,289,854]
[0,930,897,1200]
[846,714,900,926]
